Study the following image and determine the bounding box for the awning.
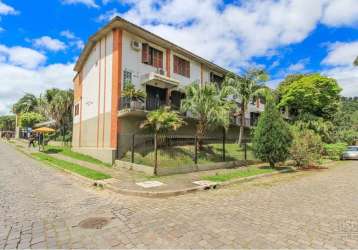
[140,72,180,89]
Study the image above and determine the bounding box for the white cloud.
[61,0,99,8]
[0,62,74,115]
[0,44,75,114]
[96,0,358,72]
[322,41,358,97]
[97,8,120,22]
[0,45,46,69]
[0,1,18,15]
[322,41,358,66]
[60,30,84,49]
[32,36,67,52]
[321,0,358,27]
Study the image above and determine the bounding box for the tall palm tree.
[181,82,234,148]
[48,89,73,142]
[140,107,185,175]
[223,69,268,144]
[12,93,38,114]
[12,93,39,131]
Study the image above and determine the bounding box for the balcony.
[140,70,180,89]
[118,96,171,117]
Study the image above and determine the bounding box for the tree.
[122,83,146,102]
[223,69,268,144]
[278,74,342,120]
[0,115,16,131]
[19,112,44,128]
[354,56,358,66]
[38,88,61,118]
[181,82,234,147]
[12,93,38,114]
[252,99,292,168]
[48,89,73,142]
[140,107,185,175]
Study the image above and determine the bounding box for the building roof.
[74,16,230,75]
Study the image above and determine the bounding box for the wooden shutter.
[158,50,163,68]
[174,56,178,74]
[142,43,149,63]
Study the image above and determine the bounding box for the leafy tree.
[181,82,234,147]
[252,99,292,168]
[223,69,268,144]
[38,88,61,118]
[278,74,342,120]
[19,112,44,128]
[354,56,358,66]
[140,107,185,175]
[290,127,323,168]
[0,115,16,131]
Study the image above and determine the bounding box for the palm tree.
[223,69,268,144]
[181,82,234,149]
[121,83,146,109]
[354,56,358,66]
[48,89,73,143]
[140,107,185,175]
[12,93,39,132]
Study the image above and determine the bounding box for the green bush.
[290,128,323,168]
[323,143,347,160]
[253,100,292,168]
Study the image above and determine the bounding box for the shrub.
[253,100,292,168]
[290,128,323,168]
[323,143,347,160]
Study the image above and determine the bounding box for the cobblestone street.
[1,141,358,249]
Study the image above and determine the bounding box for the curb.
[103,168,294,198]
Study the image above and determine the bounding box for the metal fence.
[117,133,257,169]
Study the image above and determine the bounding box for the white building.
[72,17,264,163]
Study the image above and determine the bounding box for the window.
[123,70,132,87]
[142,43,163,68]
[210,72,224,88]
[174,55,190,78]
[74,104,79,116]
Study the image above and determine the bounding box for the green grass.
[44,146,112,168]
[121,143,258,168]
[31,152,111,180]
[202,166,277,182]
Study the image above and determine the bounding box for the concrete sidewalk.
[10,138,290,197]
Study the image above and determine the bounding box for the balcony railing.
[119,97,167,112]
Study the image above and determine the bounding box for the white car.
[342,146,358,160]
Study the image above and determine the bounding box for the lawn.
[31,152,111,180]
[121,143,258,168]
[44,146,112,168]
[202,166,278,182]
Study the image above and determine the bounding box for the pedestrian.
[28,133,36,148]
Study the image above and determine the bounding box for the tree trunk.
[238,104,245,145]
[154,133,158,175]
[269,161,275,168]
[196,121,206,150]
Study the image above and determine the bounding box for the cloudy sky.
[0,0,358,114]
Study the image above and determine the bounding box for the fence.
[117,133,258,169]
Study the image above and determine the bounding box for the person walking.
[28,133,36,148]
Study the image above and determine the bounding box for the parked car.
[341,146,358,160]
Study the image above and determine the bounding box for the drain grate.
[78,217,110,229]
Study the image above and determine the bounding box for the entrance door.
[146,85,166,110]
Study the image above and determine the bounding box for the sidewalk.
[10,139,290,198]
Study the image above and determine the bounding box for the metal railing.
[117,133,257,169]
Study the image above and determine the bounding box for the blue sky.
[0,0,358,114]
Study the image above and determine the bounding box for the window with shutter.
[142,44,163,69]
[173,55,190,78]
[142,43,149,63]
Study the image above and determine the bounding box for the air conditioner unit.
[131,40,140,51]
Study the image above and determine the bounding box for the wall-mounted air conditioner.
[131,40,140,51]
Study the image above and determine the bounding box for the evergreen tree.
[253,99,292,168]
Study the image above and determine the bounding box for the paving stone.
[2,141,358,248]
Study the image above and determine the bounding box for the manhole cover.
[78,217,110,229]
